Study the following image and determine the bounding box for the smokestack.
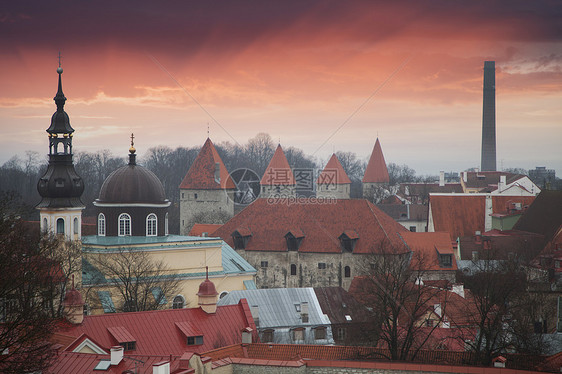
[439,171,445,187]
[481,61,496,171]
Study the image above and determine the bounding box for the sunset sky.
[1,1,561,175]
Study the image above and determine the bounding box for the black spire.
[36,62,84,209]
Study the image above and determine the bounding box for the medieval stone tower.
[316,153,351,199]
[362,138,390,197]
[179,138,235,235]
[481,60,497,172]
[36,65,85,241]
[260,144,297,198]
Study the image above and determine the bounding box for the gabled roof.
[362,138,389,184]
[260,144,296,185]
[461,171,526,191]
[399,183,464,196]
[313,287,372,325]
[57,299,257,356]
[376,204,428,222]
[429,194,536,240]
[399,231,458,271]
[317,154,351,185]
[217,288,329,329]
[457,229,545,261]
[213,199,407,253]
[179,138,235,190]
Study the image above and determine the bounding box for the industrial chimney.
[481,61,496,171]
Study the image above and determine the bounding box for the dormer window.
[232,228,252,250]
[338,230,359,253]
[107,326,136,351]
[285,229,304,251]
[439,254,453,268]
[176,321,204,346]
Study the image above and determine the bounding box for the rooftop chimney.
[481,61,497,171]
[242,327,253,344]
[439,171,445,187]
[153,361,171,374]
[301,302,309,323]
[110,346,123,366]
[250,305,259,327]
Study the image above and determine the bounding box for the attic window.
[232,229,252,250]
[285,229,304,251]
[439,254,453,268]
[107,326,136,351]
[338,231,359,253]
[262,329,274,343]
[292,328,305,341]
[176,322,204,346]
[314,326,327,340]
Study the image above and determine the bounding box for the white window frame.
[118,213,131,236]
[98,213,106,236]
[146,213,157,237]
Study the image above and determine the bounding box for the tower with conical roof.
[179,138,235,235]
[260,144,296,198]
[362,138,390,198]
[36,64,85,240]
[317,153,351,199]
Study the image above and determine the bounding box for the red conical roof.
[260,144,296,185]
[317,154,351,185]
[179,138,235,190]
[362,138,389,183]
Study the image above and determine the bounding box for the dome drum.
[96,206,168,237]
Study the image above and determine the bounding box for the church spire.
[128,133,137,165]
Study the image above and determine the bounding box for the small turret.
[197,267,218,314]
[63,276,84,324]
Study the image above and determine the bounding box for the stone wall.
[179,188,234,235]
[316,184,350,199]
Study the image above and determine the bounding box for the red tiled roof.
[399,231,458,271]
[188,223,222,237]
[513,190,562,246]
[107,326,136,343]
[179,138,235,190]
[213,199,407,253]
[317,154,351,185]
[362,138,389,183]
[46,352,190,374]
[260,144,296,185]
[429,194,536,240]
[57,299,257,356]
[457,229,545,261]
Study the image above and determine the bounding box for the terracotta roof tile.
[179,138,235,190]
[260,144,296,185]
[317,154,351,185]
[213,199,407,253]
[188,223,222,236]
[400,231,458,271]
[362,138,389,183]
[429,194,536,240]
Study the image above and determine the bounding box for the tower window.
[98,213,106,236]
[290,264,297,275]
[118,213,131,236]
[56,218,65,235]
[43,218,48,231]
[146,213,157,237]
[344,266,351,278]
[73,217,79,235]
[165,213,169,236]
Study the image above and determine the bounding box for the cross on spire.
[130,133,135,147]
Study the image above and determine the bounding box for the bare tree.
[85,248,181,313]
[245,133,275,176]
[0,193,64,373]
[353,240,445,360]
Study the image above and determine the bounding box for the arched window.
[165,213,169,236]
[118,213,131,236]
[172,295,185,309]
[73,217,79,235]
[43,218,48,231]
[290,264,297,276]
[98,213,106,236]
[56,218,65,234]
[146,213,157,236]
[344,266,351,278]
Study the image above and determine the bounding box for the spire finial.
[207,123,210,138]
[205,266,209,280]
[128,133,137,165]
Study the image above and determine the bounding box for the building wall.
[96,206,168,237]
[260,185,296,199]
[396,219,427,233]
[232,364,306,374]
[179,189,234,235]
[316,184,350,199]
[236,251,377,290]
[40,207,83,241]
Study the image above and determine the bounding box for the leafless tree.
[0,193,66,373]
[85,248,181,313]
[353,240,445,360]
[245,132,275,176]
